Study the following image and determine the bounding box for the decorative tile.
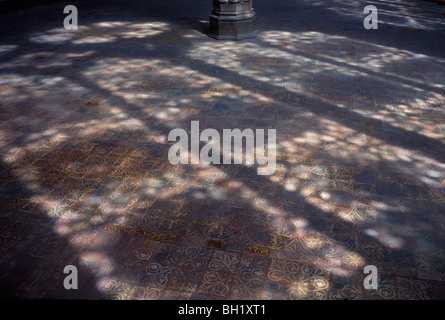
[102,225,184,244]
[266,260,331,300]
[161,290,193,300]
[208,251,241,273]
[204,240,226,251]
[228,276,266,300]
[128,286,162,300]
[247,246,271,256]
[141,263,174,289]
[97,279,131,300]
[197,270,234,298]
[165,267,205,292]
[396,277,431,300]
[178,247,212,270]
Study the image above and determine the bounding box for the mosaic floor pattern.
[0,0,444,299]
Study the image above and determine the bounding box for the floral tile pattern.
[0,0,444,300]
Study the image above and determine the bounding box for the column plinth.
[209,0,257,40]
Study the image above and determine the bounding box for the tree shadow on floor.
[0,0,444,299]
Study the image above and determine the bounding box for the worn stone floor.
[0,0,444,300]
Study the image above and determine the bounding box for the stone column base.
[209,0,257,40]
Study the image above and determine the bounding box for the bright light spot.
[320,191,331,200]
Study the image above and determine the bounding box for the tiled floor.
[0,0,444,300]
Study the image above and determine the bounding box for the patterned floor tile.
[197,270,235,298]
[0,0,444,300]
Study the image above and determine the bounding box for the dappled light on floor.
[0,0,444,300]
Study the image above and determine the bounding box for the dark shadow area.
[0,158,101,299]
[0,0,86,14]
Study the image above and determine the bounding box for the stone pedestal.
[209,0,257,40]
